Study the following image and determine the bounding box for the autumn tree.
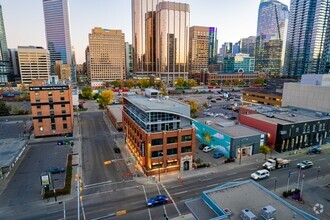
[82,87,94,99]
[259,145,270,160]
[175,77,185,87]
[125,80,135,89]
[138,79,150,88]
[98,90,114,109]
[187,79,197,87]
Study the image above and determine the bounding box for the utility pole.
[50,173,57,202]
[300,172,305,199]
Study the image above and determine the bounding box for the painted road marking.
[250,168,256,171]
[181,198,193,203]
[84,180,113,189]
[233,177,244,181]
[173,190,188,196]
[170,185,182,189]
[318,158,326,161]
[268,177,276,180]
[200,178,213,182]
[83,185,140,198]
[207,183,219,188]
[227,172,237,176]
[156,183,168,218]
[291,171,298,174]
[161,183,181,216]
[142,185,152,220]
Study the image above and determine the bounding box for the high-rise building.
[54,61,71,81]
[18,46,50,85]
[125,42,133,78]
[8,49,19,76]
[234,53,255,73]
[285,0,330,77]
[240,36,256,57]
[320,15,330,74]
[85,46,90,80]
[89,27,126,84]
[220,42,233,58]
[42,0,73,74]
[232,42,240,55]
[0,5,8,62]
[189,26,215,74]
[255,0,289,76]
[132,0,163,77]
[208,27,218,65]
[156,2,190,84]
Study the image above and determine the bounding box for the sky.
[0,0,291,64]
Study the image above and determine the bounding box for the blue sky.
[0,0,290,64]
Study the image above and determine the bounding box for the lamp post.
[158,150,163,182]
[50,173,57,202]
[239,138,249,165]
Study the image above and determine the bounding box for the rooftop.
[197,118,265,138]
[0,138,28,170]
[124,94,190,117]
[186,180,318,220]
[242,87,282,96]
[106,105,123,122]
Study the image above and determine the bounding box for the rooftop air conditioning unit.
[260,205,276,220]
[240,209,257,220]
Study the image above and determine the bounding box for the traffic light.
[75,174,78,181]
[79,179,83,192]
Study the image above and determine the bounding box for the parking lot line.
[142,185,152,220]
[226,172,237,176]
[233,177,244,181]
[84,180,113,189]
[161,183,181,216]
[170,185,182,189]
[206,183,219,188]
[318,158,326,161]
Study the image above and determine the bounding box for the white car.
[203,146,213,153]
[251,169,269,180]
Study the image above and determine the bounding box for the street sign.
[40,173,50,186]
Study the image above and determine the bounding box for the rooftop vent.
[316,112,323,117]
[240,209,257,220]
[261,205,276,220]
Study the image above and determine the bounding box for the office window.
[51,118,55,123]
[166,159,178,166]
[35,92,40,96]
[38,118,42,123]
[181,146,192,153]
[48,91,52,96]
[51,124,56,130]
[37,105,41,109]
[151,138,163,146]
[61,104,65,107]
[62,110,66,114]
[63,124,67,129]
[49,98,53,102]
[60,90,64,95]
[167,148,178,155]
[60,97,65,101]
[63,116,67,121]
[151,150,163,158]
[37,112,42,116]
[167,136,178,144]
[50,104,54,110]
[181,135,192,142]
[39,126,43,131]
[36,98,40,102]
[50,111,54,116]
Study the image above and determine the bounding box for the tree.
[259,145,270,160]
[125,80,135,89]
[210,81,217,86]
[138,79,150,88]
[81,87,94,100]
[175,77,185,87]
[203,102,208,108]
[189,101,199,118]
[254,78,265,85]
[187,79,197,87]
[104,82,111,88]
[0,101,11,116]
[154,81,164,89]
[111,80,122,88]
[98,90,114,108]
[224,80,231,86]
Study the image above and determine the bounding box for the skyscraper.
[240,36,256,57]
[125,42,133,78]
[42,0,73,74]
[189,26,218,74]
[285,0,330,77]
[156,2,190,84]
[0,5,8,62]
[255,0,289,76]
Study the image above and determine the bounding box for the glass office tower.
[43,0,73,74]
[0,5,8,62]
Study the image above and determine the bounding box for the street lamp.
[158,150,163,182]
[239,138,249,165]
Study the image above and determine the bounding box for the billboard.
[40,173,50,186]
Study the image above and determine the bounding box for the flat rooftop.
[125,95,190,117]
[186,181,317,220]
[106,105,123,122]
[0,120,29,139]
[0,138,27,170]
[242,88,282,96]
[242,105,330,124]
[197,118,265,138]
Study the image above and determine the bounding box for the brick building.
[29,79,74,137]
[106,105,123,130]
[122,89,195,176]
[242,88,282,107]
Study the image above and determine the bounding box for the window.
[167,136,178,144]
[51,124,56,130]
[151,150,163,158]
[37,112,42,116]
[151,138,163,146]
[35,92,40,96]
[51,118,55,123]
[36,98,40,102]
[39,126,43,131]
[63,124,67,129]
[167,148,178,155]
[63,116,67,121]
[60,90,64,95]
[62,110,66,114]
[49,104,54,110]
[181,135,192,142]
[61,104,65,107]
[37,105,41,109]
[60,97,65,101]
[49,98,53,102]
[50,111,54,116]
[38,118,42,123]
[181,146,192,153]
[167,159,178,166]
[48,91,52,96]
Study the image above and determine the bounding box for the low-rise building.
[122,89,195,176]
[239,105,330,152]
[185,180,318,220]
[242,88,282,107]
[198,71,266,85]
[106,105,123,130]
[29,79,74,137]
[193,118,266,159]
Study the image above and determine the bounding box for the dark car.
[216,97,222,100]
[147,195,169,207]
[114,147,121,153]
[211,100,216,103]
[199,144,209,150]
[213,151,224,158]
[307,146,321,154]
[49,167,65,174]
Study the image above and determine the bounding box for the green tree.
[138,79,150,88]
[210,81,217,86]
[98,90,114,109]
[154,81,164,89]
[259,145,270,160]
[111,80,122,88]
[13,104,19,115]
[175,77,185,87]
[203,102,208,108]
[224,80,231,86]
[187,79,197,87]
[0,101,11,116]
[254,78,265,85]
[125,80,135,89]
[81,87,94,100]
[189,101,199,118]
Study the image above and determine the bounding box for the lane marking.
[180,198,193,203]
[207,183,219,188]
[47,210,61,215]
[233,177,244,181]
[173,190,188,196]
[200,178,213,182]
[161,183,181,216]
[318,158,326,161]
[83,185,140,198]
[142,185,152,220]
[291,171,298,174]
[226,173,237,176]
[249,168,256,171]
[170,185,182,189]
[156,183,168,218]
[81,199,86,220]
[84,180,113,188]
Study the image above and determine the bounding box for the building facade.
[8,49,20,76]
[29,79,74,137]
[54,60,71,81]
[125,42,133,78]
[234,53,255,73]
[242,88,282,107]
[18,46,50,85]
[122,89,195,176]
[285,0,330,77]
[0,5,8,62]
[156,2,190,84]
[89,27,126,84]
[200,72,265,85]
[42,0,73,73]
[240,36,256,57]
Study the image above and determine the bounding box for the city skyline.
[0,0,290,64]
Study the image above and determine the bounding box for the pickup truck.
[263,158,290,170]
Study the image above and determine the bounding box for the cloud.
[213,133,224,139]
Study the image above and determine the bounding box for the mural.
[192,121,231,158]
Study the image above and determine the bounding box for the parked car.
[213,151,224,158]
[199,144,209,150]
[114,147,121,153]
[307,146,321,154]
[203,146,213,153]
[251,169,269,180]
[211,100,216,103]
[49,167,65,174]
[216,97,222,100]
[147,195,169,207]
[297,160,313,169]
